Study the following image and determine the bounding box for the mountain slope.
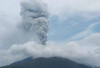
[0,57,91,68]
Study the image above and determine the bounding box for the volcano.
[0,57,93,68]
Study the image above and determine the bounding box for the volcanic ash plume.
[20,0,49,45]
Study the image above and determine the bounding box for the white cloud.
[78,33,100,46]
[42,0,100,15]
[0,0,22,49]
[0,33,100,66]
[69,22,100,41]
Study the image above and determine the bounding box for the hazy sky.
[0,0,100,67]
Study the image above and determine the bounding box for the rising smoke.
[20,0,49,45]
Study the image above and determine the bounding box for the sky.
[0,0,100,42]
[0,0,100,67]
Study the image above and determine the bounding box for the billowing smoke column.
[20,0,49,45]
